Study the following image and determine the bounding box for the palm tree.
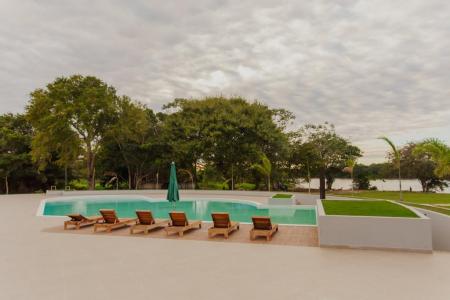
[414,139,450,178]
[252,153,272,191]
[378,136,403,200]
[343,158,356,193]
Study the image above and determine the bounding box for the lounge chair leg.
[225,233,228,239]
[179,231,184,237]
[64,223,67,230]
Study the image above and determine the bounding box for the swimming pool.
[41,196,317,225]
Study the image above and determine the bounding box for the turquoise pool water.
[43,197,317,225]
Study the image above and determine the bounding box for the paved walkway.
[1,193,450,300]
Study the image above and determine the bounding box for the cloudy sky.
[1,0,449,163]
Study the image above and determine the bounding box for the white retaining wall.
[414,208,450,251]
[317,200,433,252]
[46,189,320,205]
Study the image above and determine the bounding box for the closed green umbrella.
[167,162,180,206]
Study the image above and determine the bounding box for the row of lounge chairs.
[64,209,279,241]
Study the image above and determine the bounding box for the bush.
[235,182,256,191]
[69,179,88,190]
[198,181,229,190]
[353,175,370,190]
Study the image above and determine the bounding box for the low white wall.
[317,200,433,252]
[46,189,319,205]
[268,195,296,205]
[414,208,450,251]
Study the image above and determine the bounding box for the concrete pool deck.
[1,192,450,299]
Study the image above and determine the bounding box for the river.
[296,178,450,193]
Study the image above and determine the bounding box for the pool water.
[43,197,317,225]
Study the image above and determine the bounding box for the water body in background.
[296,178,450,193]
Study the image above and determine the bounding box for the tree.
[414,139,450,178]
[252,153,272,191]
[26,75,119,190]
[343,158,357,192]
[160,97,291,188]
[288,140,318,193]
[297,123,361,199]
[400,142,446,192]
[104,97,161,189]
[353,164,372,190]
[0,114,30,193]
[378,136,403,200]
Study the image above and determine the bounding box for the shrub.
[235,183,256,190]
[69,179,88,190]
[198,181,229,190]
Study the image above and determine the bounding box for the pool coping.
[37,195,317,227]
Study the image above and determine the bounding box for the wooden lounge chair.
[130,210,170,234]
[64,214,102,230]
[250,216,278,241]
[94,209,136,233]
[165,211,202,237]
[208,212,239,239]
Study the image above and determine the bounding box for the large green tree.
[295,123,361,199]
[26,75,119,190]
[399,142,447,192]
[101,97,163,189]
[160,97,291,188]
[414,139,450,178]
[0,114,33,194]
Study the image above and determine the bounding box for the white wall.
[414,208,450,251]
[317,200,433,252]
[46,189,320,205]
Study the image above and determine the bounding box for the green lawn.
[272,193,293,198]
[322,200,418,218]
[334,191,450,204]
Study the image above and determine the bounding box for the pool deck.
[1,192,450,299]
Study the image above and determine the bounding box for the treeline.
[0,75,448,196]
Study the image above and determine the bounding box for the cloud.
[1,0,449,162]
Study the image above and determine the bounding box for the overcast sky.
[1,0,449,163]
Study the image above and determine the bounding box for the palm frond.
[378,136,400,160]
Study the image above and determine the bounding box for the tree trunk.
[5,176,8,195]
[326,178,334,190]
[86,150,96,190]
[268,175,271,192]
[398,164,403,200]
[231,164,234,191]
[419,179,427,193]
[128,167,132,190]
[307,161,311,194]
[319,168,326,199]
[351,171,354,193]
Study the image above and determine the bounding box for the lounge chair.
[130,210,170,234]
[64,214,102,230]
[94,209,136,232]
[165,211,202,237]
[250,216,278,241]
[208,212,239,239]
